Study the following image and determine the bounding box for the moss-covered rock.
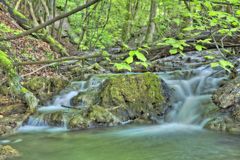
[68,114,88,129]
[88,105,120,125]
[23,76,69,104]
[0,103,30,136]
[0,145,20,160]
[68,106,119,129]
[99,73,166,122]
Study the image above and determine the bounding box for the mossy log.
[0,50,38,112]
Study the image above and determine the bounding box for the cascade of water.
[18,67,225,133]
[19,76,105,132]
[161,67,225,125]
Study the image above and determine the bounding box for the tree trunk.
[121,1,132,42]
[145,0,157,44]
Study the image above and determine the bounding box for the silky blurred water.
[2,124,240,160]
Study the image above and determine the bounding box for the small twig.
[21,63,57,77]
[210,31,226,59]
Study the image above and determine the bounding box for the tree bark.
[145,0,157,44]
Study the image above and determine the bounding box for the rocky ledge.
[205,77,240,134]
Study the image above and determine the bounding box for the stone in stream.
[0,145,20,160]
[0,102,30,136]
[99,73,167,122]
[204,77,240,134]
[22,76,69,104]
[35,73,169,129]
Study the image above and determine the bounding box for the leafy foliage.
[211,60,234,73]
[114,50,148,71]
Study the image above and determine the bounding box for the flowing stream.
[1,67,240,160]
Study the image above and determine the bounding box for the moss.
[23,76,68,104]
[99,73,166,122]
[0,22,20,34]
[68,114,88,129]
[44,35,69,56]
[12,9,27,19]
[89,105,118,123]
[0,145,20,159]
[0,50,13,70]
[0,50,38,112]
[20,87,28,94]
[42,111,64,126]
[25,77,50,91]
[100,73,164,107]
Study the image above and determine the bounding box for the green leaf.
[105,57,111,62]
[125,56,133,64]
[210,62,219,68]
[204,55,215,60]
[114,63,132,71]
[183,26,195,31]
[219,60,234,68]
[236,10,240,16]
[173,18,181,25]
[102,51,110,57]
[195,45,205,51]
[135,51,147,62]
[169,49,178,54]
[129,51,136,57]
[197,38,212,44]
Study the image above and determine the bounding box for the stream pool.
[2,124,240,160]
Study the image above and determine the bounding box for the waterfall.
[18,67,225,133]
[160,67,224,125]
[18,77,105,132]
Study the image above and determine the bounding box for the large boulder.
[205,77,240,134]
[99,73,166,122]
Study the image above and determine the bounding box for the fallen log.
[16,52,128,66]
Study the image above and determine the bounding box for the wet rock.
[0,103,29,136]
[212,77,240,109]
[88,105,120,126]
[68,114,88,129]
[99,73,167,122]
[205,77,240,134]
[71,88,101,108]
[0,145,20,160]
[23,76,69,104]
[42,111,65,127]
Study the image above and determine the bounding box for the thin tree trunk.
[121,1,132,42]
[51,0,56,35]
[145,0,157,44]
[56,0,68,40]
